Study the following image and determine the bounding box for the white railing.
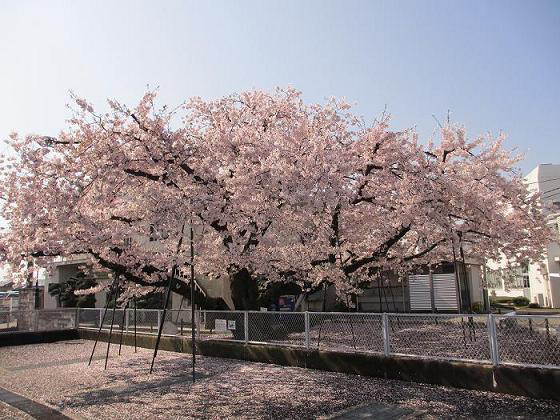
[2,308,559,369]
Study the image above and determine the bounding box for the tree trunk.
[230,267,259,310]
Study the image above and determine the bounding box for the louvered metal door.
[432,273,459,311]
[408,274,432,311]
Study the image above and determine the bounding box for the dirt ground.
[0,340,559,419]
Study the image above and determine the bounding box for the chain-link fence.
[161,309,196,336]
[494,314,560,368]
[78,307,101,328]
[309,312,384,353]
[200,310,246,341]
[387,314,491,362]
[126,309,159,334]
[247,311,305,346]
[3,308,560,369]
[0,309,78,332]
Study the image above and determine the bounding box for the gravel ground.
[0,340,559,419]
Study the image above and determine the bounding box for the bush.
[490,296,513,304]
[471,302,484,313]
[528,302,540,309]
[512,296,530,306]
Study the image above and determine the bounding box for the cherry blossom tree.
[0,88,551,304]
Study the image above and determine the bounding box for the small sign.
[215,319,227,332]
[227,320,236,330]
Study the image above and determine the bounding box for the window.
[521,262,530,288]
[486,270,503,289]
[486,263,529,289]
[510,263,530,288]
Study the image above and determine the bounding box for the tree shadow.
[53,351,560,419]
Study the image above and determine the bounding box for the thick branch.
[343,224,411,274]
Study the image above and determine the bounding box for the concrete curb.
[0,386,71,420]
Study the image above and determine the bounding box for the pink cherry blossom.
[0,89,551,300]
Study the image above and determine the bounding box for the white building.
[356,261,484,313]
[487,164,560,308]
[42,254,234,310]
[43,255,109,310]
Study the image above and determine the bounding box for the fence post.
[34,310,39,332]
[197,309,202,339]
[382,313,390,356]
[75,308,79,328]
[99,308,103,328]
[488,314,500,365]
[125,308,129,333]
[244,311,249,343]
[157,310,162,331]
[304,311,310,350]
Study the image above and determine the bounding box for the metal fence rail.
[2,308,559,369]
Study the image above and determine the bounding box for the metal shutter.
[433,273,458,311]
[408,274,432,311]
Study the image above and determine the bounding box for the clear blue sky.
[1,0,558,173]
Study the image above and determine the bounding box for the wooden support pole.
[104,285,119,369]
[134,297,137,353]
[190,217,196,383]
[118,302,128,355]
[105,282,121,370]
[88,280,115,366]
[150,220,187,373]
[149,268,175,374]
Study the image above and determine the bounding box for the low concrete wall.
[78,328,560,401]
[0,329,79,347]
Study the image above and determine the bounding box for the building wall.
[357,281,408,312]
[44,259,108,309]
[529,240,560,308]
[467,265,483,305]
[526,164,560,203]
[544,240,560,308]
[526,165,560,308]
[528,262,550,306]
[485,258,529,299]
[197,275,234,309]
[43,267,59,310]
[45,259,232,310]
[356,264,482,313]
[486,165,560,308]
